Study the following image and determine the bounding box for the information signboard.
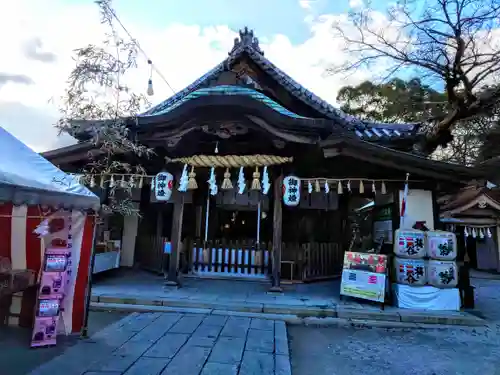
[340,251,388,303]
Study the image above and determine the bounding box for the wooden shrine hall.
[43,27,493,291]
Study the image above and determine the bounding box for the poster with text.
[340,269,386,303]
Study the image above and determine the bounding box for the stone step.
[90,296,486,328]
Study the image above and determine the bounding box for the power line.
[103,2,176,95]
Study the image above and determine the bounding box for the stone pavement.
[90,271,485,327]
[30,312,291,375]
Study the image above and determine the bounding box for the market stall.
[92,214,123,274]
[0,126,100,342]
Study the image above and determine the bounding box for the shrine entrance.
[189,181,273,279]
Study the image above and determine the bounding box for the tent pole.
[81,214,99,338]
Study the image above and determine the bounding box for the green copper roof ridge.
[145,85,308,119]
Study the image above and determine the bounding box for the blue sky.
[0,0,399,152]
[105,0,386,44]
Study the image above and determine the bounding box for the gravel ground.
[289,278,500,375]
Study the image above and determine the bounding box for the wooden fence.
[135,235,165,274]
[281,242,343,281]
[190,240,272,278]
[135,235,343,281]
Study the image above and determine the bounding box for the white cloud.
[0,0,381,152]
[299,0,314,9]
[349,0,364,8]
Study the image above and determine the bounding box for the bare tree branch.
[55,0,154,216]
[328,0,500,153]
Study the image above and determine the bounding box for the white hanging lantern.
[155,172,174,201]
[307,181,312,194]
[472,227,477,238]
[372,181,376,193]
[347,180,351,192]
[90,175,96,188]
[109,174,115,188]
[324,181,329,194]
[464,227,469,237]
[487,227,492,238]
[283,175,301,207]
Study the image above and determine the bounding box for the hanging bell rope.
[221,168,233,190]
[168,154,293,168]
[187,166,198,190]
[251,167,261,190]
[314,180,321,193]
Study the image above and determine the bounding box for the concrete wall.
[399,189,435,230]
[120,203,139,267]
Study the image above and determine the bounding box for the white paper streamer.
[261,166,271,195]
[237,167,246,194]
[178,164,189,192]
[208,167,218,196]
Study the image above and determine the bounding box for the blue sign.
[164,241,172,254]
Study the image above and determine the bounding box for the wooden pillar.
[156,209,164,237]
[166,194,185,286]
[431,189,440,231]
[270,174,283,292]
[195,205,203,238]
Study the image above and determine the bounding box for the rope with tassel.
[168,155,293,167]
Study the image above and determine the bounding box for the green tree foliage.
[337,77,448,123]
[337,78,495,165]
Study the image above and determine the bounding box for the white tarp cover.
[0,126,100,210]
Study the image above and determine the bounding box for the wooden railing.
[135,235,343,282]
[281,242,343,281]
[190,240,272,278]
[302,242,342,281]
[135,235,166,274]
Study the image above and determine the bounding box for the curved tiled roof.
[141,28,420,142]
[143,85,308,119]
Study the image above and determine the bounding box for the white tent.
[0,126,100,211]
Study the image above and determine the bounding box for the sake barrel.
[393,257,427,286]
[426,231,457,260]
[427,260,458,288]
[394,229,426,258]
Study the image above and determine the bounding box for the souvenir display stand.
[0,126,100,346]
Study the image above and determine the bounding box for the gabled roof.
[440,185,500,215]
[320,136,492,183]
[140,27,421,143]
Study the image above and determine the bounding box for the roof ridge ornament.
[229,27,264,56]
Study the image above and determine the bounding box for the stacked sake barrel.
[393,229,428,286]
[426,231,458,288]
[393,229,458,289]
